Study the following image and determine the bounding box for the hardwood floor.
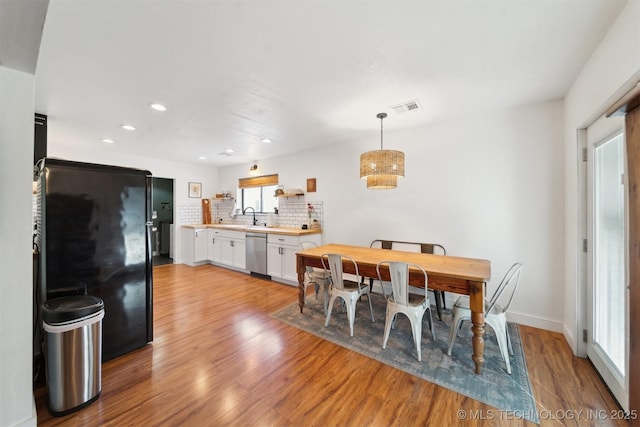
[35,264,625,426]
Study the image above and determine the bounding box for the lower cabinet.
[223,237,246,270]
[183,226,321,279]
[182,228,208,266]
[207,229,246,270]
[268,233,322,285]
[267,244,294,281]
[207,229,222,263]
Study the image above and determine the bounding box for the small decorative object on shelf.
[278,188,304,197]
[214,191,233,200]
[307,203,314,224]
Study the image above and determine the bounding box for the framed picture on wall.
[307,178,317,193]
[188,182,202,198]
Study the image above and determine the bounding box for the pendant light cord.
[377,112,387,150]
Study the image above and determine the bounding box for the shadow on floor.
[153,255,173,266]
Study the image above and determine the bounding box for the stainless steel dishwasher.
[245,232,268,277]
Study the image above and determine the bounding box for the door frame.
[585,122,628,409]
[575,75,640,416]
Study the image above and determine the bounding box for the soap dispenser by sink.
[267,213,277,228]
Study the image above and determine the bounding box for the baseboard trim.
[563,324,587,357]
[563,324,576,352]
[269,276,298,287]
[505,310,563,333]
[12,395,37,426]
[441,294,564,333]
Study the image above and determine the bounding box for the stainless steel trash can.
[42,295,104,416]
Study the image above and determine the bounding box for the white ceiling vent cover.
[390,100,421,114]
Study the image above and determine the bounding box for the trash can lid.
[42,295,104,324]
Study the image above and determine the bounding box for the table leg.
[297,256,306,313]
[469,280,485,374]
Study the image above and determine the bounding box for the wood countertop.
[182,224,322,236]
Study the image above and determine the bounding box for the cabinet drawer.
[267,234,300,246]
[220,230,245,240]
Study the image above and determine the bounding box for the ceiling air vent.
[390,100,421,114]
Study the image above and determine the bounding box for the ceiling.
[32,0,627,167]
[0,0,48,74]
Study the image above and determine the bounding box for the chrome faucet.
[242,207,257,225]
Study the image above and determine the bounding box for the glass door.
[586,115,628,409]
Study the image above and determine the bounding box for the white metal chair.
[368,239,447,320]
[377,261,435,362]
[446,263,524,374]
[299,241,331,314]
[322,253,375,337]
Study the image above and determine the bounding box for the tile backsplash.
[274,199,323,229]
[37,192,323,230]
[177,203,205,225]
[197,197,324,229]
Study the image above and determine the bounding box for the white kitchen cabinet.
[230,239,246,270]
[268,233,321,285]
[182,227,208,266]
[216,230,246,270]
[219,238,233,265]
[267,244,283,278]
[281,245,299,282]
[207,229,223,263]
[184,226,319,278]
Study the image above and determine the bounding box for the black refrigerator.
[36,158,153,362]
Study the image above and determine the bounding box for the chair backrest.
[321,253,361,291]
[376,261,428,305]
[299,241,318,251]
[486,263,523,314]
[299,241,319,274]
[370,239,446,256]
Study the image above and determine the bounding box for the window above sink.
[238,174,279,214]
[240,184,278,213]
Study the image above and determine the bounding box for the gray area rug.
[272,291,539,424]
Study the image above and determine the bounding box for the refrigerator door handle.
[145,222,154,342]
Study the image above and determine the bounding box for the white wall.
[220,100,565,330]
[0,67,37,426]
[563,0,640,354]
[47,144,219,264]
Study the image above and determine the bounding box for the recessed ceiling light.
[198,156,206,160]
[101,138,115,144]
[224,149,234,154]
[121,124,136,131]
[150,103,167,112]
[261,138,272,143]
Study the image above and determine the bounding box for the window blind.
[238,174,278,189]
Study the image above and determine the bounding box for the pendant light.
[359,112,405,189]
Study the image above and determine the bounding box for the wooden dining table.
[296,243,491,374]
